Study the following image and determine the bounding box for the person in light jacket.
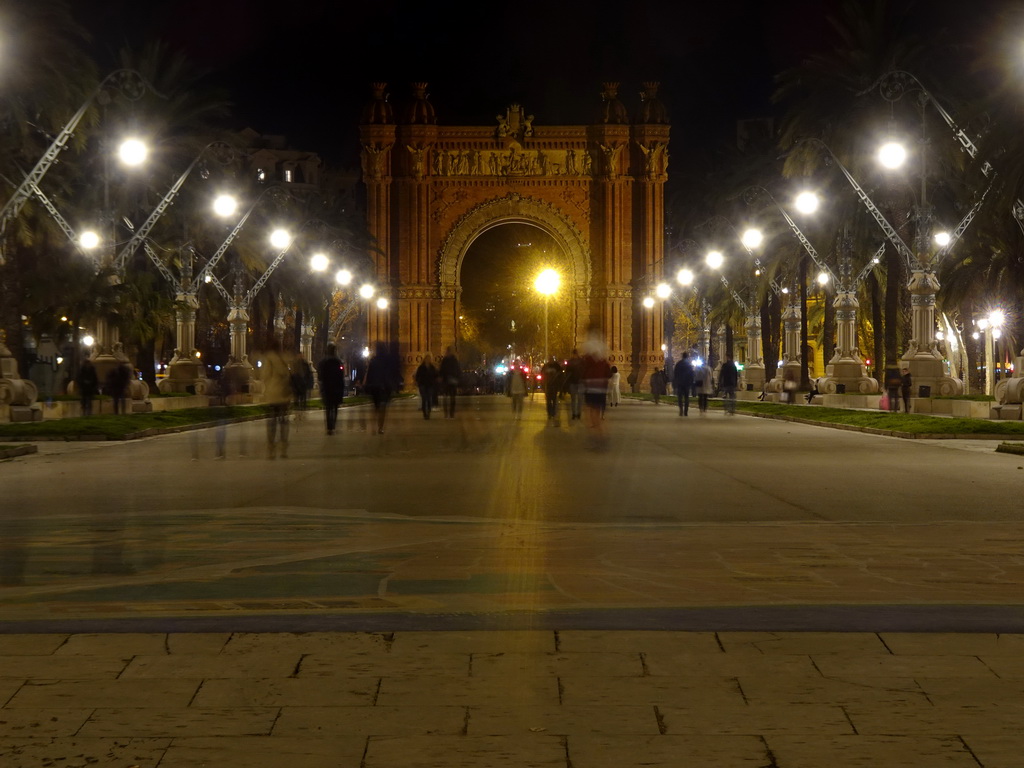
[607,365,621,408]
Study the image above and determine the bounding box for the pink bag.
[879,395,889,410]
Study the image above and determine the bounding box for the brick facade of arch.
[359,85,670,389]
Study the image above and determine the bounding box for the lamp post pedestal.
[224,305,256,397]
[993,346,1024,417]
[816,290,878,395]
[900,268,963,397]
[0,330,40,423]
[742,312,765,393]
[158,294,211,395]
[767,294,801,395]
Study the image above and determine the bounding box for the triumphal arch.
[359,81,670,388]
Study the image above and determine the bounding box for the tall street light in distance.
[534,268,560,361]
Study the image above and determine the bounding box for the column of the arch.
[359,122,395,360]
[632,121,670,392]
[588,125,632,369]
[393,121,438,385]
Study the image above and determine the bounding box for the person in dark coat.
[541,356,563,426]
[900,367,913,414]
[291,358,314,412]
[884,367,902,412]
[316,343,346,435]
[76,358,99,416]
[672,353,694,416]
[438,346,461,419]
[650,368,667,405]
[565,349,584,420]
[414,353,438,419]
[106,361,131,415]
[363,341,400,434]
[719,355,739,415]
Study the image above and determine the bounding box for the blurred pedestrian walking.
[260,337,293,458]
[106,360,131,415]
[719,355,739,415]
[76,358,98,416]
[695,358,714,415]
[439,346,461,419]
[650,368,667,405]
[901,367,913,413]
[415,353,438,419]
[542,356,563,426]
[607,365,621,408]
[291,357,314,416]
[673,353,694,416]
[566,349,583,421]
[363,341,401,434]
[884,367,901,412]
[509,365,527,419]
[581,328,611,446]
[317,343,346,435]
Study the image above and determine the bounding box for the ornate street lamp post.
[534,268,560,361]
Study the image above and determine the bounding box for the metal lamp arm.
[190,186,290,294]
[25,182,92,258]
[0,69,158,239]
[854,243,887,286]
[797,140,915,270]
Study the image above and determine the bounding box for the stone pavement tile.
[7,679,201,709]
[961,733,1024,768]
[915,676,1024,705]
[167,633,232,654]
[222,631,393,656]
[55,633,168,656]
[390,630,556,655]
[376,675,559,707]
[644,652,818,677]
[119,653,299,679]
[556,631,720,654]
[766,734,983,767]
[0,680,23,706]
[975,655,1024,678]
[739,673,928,707]
[0,636,68,656]
[273,704,466,737]
[471,652,643,678]
[77,706,279,738]
[192,677,380,707]
[362,734,567,767]
[560,676,745,708]
[0,737,171,768]
[844,701,1024,735]
[880,633,1024,657]
[0,709,92,737]
[813,654,995,679]
[466,704,659,736]
[566,734,770,767]
[718,632,889,655]
[660,703,852,735]
[0,656,128,679]
[301,651,469,677]
[156,736,366,768]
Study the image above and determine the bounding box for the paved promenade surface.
[1,396,1023,766]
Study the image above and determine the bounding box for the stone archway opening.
[459,222,574,368]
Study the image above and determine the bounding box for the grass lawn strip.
[0,397,375,441]
[734,401,1024,437]
[622,392,1024,438]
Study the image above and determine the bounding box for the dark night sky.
[71,0,1003,169]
